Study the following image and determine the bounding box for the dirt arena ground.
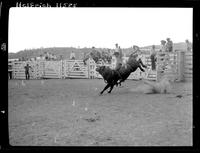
[8,79,192,146]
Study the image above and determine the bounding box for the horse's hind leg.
[118,80,124,87]
[116,79,122,87]
[108,83,115,93]
[100,84,110,95]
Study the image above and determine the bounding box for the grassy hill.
[9,47,91,60]
[8,42,190,60]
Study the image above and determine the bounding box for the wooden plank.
[69,74,88,77]
[67,76,88,78]
[95,76,103,79]
[185,52,193,56]
[184,76,192,79]
[185,69,193,74]
[147,74,156,78]
[14,77,26,79]
[185,65,192,70]
[185,69,192,73]
[184,67,192,71]
[185,60,192,64]
[184,69,192,73]
[43,76,60,79]
[147,77,157,80]
[14,75,26,78]
[185,55,192,60]
[14,74,26,76]
[184,75,193,79]
[184,72,192,76]
[68,74,87,77]
[44,74,60,77]
[43,74,60,76]
[184,77,193,82]
[184,73,192,78]
[184,64,193,69]
[72,73,88,76]
[185,60,192,65]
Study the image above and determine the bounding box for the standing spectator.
[70,51,76,60]
[8,64,12,79]
[107,49,112,56]
[44,52,48,60]
[8,71,12,79]
[113,43,119,56]
[59,55,63,60]
[24,63,32,80]
[159,40,168,68]
[160,40,167,52]
[166,38,173,52]
[49,53,53,60]
[53,54,57,60]
[115,43,119,53]
[118,46,123,59]
[150,45,157,70]
[185,39,192,52]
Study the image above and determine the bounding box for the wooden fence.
[184,52,192,81]
[9,50,192,82]
[43,61,62,79]
[64,60,89,78]
[12,61,44,79]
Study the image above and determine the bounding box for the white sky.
[9,7,192,53]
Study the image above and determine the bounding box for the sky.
[9,7,193,53]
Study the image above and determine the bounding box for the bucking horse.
[96,54,147,95]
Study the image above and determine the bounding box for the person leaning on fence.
[150,45,157,70]
[185,39,192,52]
[159,40,169,69]
[166,38,173,52]
[24,63,32,80]
[70,51,76,60]
[160,40,167,52]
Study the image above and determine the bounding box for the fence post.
[184,51,193,81]
[156,52,165,82]
[61,60,65,79]
[177,50,185,82]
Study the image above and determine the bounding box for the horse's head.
[95,65,106,74]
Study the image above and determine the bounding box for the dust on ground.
[8,79,192,146]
